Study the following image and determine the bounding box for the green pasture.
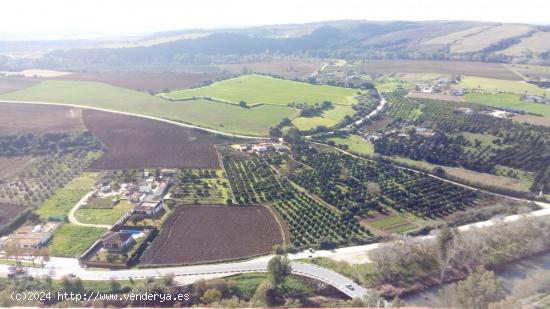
[162,74,358,106]
[328,134,374,155]
[292,105,354,130]
[464,93,550,117]
[0,80,298,136]
[48,224,105,257]
[456,76,548,96]
[75,200,133,225]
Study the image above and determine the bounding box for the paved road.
[0,100,268,140]
[1,256,366,299]
[345,96,386,129]
[2,201,548,298]
[67,190,111,229]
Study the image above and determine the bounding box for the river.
[403,251,550,307]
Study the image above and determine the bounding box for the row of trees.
[0,132,102,157]
[290,143,480,219]
[370,216,550,308]
[223,154,368,248]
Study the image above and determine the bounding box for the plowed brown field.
[141,205,284,265]
[83,110,227,169]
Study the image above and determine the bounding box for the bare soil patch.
[336,60,519,80]
[55,71,226,93]
[141,205,284,265]
[512,114,550,127]
[0,103,84,134]
[83,110,227,169]
[0,76,41,94]
[218,59,320,79]
[0,203,26,227]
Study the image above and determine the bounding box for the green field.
[48,224,105,257]
[36,172,98,219]
[0,80,297,136]
[162,74,358,106]
[328,134,374,155]
[292,105,355,130]
[75,200,133,225]
[464,93,550,117]
[456,76,548,95]
[367,215,418,233]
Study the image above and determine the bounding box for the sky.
[0,0,549,39]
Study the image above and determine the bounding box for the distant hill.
[3,20,550,69]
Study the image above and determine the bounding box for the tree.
[200,288,222,304]
[437,224,454,283]
[453,266,505,309]
[433,166,446,177]
[283,128,302,144]
[267,255,291,285]
[250,281,275,307]
[269,127,282,138]
[392,295,405,307]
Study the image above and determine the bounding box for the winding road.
[2,97,549,300]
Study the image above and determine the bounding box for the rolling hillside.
[17,21,550,69]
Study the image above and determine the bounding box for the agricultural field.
[0,80,297,136]
[36,172,98,220]
[455,76,548,96]
[0,203,27,229]
[0,152,100,207]
[55,71,226,93]
[75,200,133,226]
[0,103,84,134]
[0,156,39,180]
[392,156,533,193]
[0,76,40,94]
[327,134,374,155]
[48,224,105,257]
[83,110,228,169]
[383,92,423,120]
[331,60,520,80]
[140,205,284,265]
[363,215,418,234]
[363,92,550,194]
[223,153,368,247]
[504,63,550,81]
[162,74,358,106]
[217,59,321,79]
[463,93,550,118]
[169,169,231,205]
[292,105,354,130]
[289,144,484,220]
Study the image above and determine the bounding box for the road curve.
[0,100,268,140]
[67,190,111,229]
[3,256,367,299]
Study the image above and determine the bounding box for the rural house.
[153,182,168,196]
[100,231,135,252]
[0,223,59,253]
[132,194,163,216]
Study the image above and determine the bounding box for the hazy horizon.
[0,0,549,40]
